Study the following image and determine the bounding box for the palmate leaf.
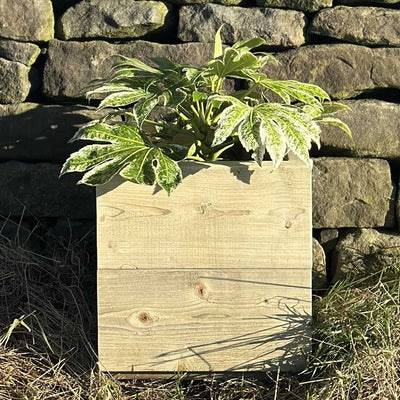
[255,104,321,167]
[60,122,182,194]
[210,95,322,168]
[244,72,330,109]
[210,95,249,145]
[206,47,259,80]
[133,95,159,127]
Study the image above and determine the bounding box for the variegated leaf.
[212,103,249,146]
[316,117,352,138]
[61,123,181,194]
[133,96,159,127]
[255,113,287,169]
[98,90,148,109]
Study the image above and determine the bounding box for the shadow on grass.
[0,216,98,375]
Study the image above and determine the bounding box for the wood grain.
[96,161,312,270]
[98,268,311,373]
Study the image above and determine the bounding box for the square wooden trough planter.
[96,160,312,376]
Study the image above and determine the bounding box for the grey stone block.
[0,0,54,42]
[178,4,306,48]
[43,40,215,100]
[56,0,173,40]
[263,44,400,99]
[310,6,400,46]
[312,158,395,228]
[319,100,400,160]
[0,58,31,104]
[332,229,400,282]
[255,0,331,12]
[0,40,41,66]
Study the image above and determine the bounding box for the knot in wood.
[195,281,210,300]
[138,312,152,324]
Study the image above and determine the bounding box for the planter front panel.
[96,161,311,270]
[97,161,312,374]
[98,268,311,372]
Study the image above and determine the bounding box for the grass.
[0,218,399,399]
[305,264,400,399]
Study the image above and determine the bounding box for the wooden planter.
[96,160,312,376]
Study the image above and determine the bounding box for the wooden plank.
[98,268,311,373]
[96,161,311,270]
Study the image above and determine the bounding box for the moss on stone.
[57,0,171,40]
[39,0,55,41]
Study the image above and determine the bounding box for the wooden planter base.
[96,161,312,375]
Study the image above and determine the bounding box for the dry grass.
[1,218,400,399]
[0,219,305,399]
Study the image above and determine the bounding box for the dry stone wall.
[1,0,400,287]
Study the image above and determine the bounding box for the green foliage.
[61,30,351,194]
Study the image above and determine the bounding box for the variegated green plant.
[61,29,351,194]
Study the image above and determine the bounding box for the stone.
[0,0,54,42]
[171,0,242,4]
[319,229,339,255]
[332,229,400,282]
[178,4,306,47]
[255,0,331,12]
[43,40,215,100]
[0,59,31,104]
[0,162,95,219]
[312,158,395,229]
[318,100,400,160]
[310,6,400,46]
[56,0,172,40]
[263,44,400,99]
[0,103,107,163]
[313,238,327,290]
[0,40,41,66]
[338,0,399,4]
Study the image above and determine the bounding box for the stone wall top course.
[0,0,54,42]
[178,4,306,48]
[338,0,400,4]
[263,44,400,99]
[56,0,173,40]
[310,6,400,46]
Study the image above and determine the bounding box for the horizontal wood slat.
[98,268,311,373]
[96,161,312,270]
